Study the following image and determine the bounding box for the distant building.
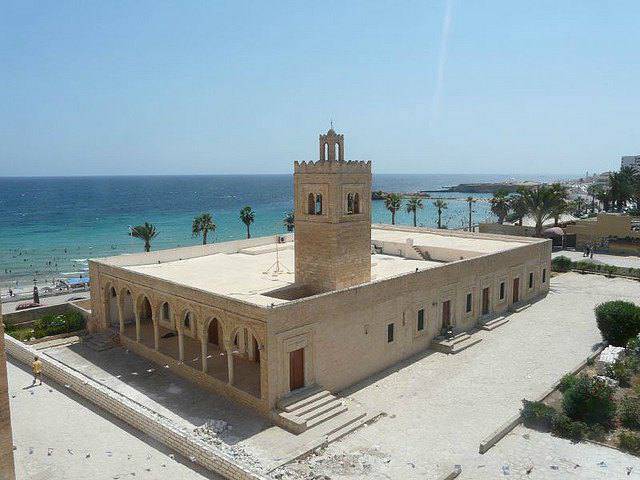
[622,155,640,173]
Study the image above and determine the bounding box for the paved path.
[7,359,221,480]
[1,291,88,313]
[552,249,640,269]
[279,273,640,479]
[463,425,640,479]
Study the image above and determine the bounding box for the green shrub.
[587,423,607,441]
[521,400,557,430]
[551,256,573,273]
[33,312,85,339]
[619,397,640,429]
[551,414,588,441]
[627,337,640,356]
[574,260,598,272]
[594,301,640,347]
[607,360,633,387]
[619,431,640,455]
[5,326,35,342]
[562,376,616,427]
[559,373,579,392]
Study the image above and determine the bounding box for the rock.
[595,375,619,388]
[597,346,625,374]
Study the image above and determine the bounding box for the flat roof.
[114,226,537,307]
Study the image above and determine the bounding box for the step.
[305,403,349,429]
[450,336,483,354]
[298,399,344,421]
[433,332,470,348]
[280,387,330,412]
[290,393,337,416]
[325,410,367,439]
[480,316,509,331]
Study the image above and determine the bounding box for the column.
[134,310,141,343]
[247,333,256,362]
[225,342,234,385]
[117,301,125,334]
[201,338,208,373]
[177,330,184,362]
[153,320,160,351]
[237,328,246,355]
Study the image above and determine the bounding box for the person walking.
[31,356,43,385]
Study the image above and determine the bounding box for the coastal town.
[3,3,640,480]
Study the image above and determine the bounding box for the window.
[162,302,170,321]
[307,193,315,215]
[110,287,117,298]
[315,194,323,215]
[466,293,472,313]
[529,272,534,289]
[347,193,354,214]
[417,309,425,331]
[542,268,547,284]
[353,193,360,214]
[387,323,394,343]
[499,282,505,300]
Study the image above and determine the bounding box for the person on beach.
[31,356,43,385]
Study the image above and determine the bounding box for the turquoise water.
[0,174,571,291]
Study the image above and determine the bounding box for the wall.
[2,301,91,328]
[479,223,538,237]
[4,334,267,480]
[266,239,551,407]
[0,307,16,480]
[564,213,640,247]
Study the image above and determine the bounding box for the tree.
[466,196,476,231]
[239,206,255,239]
[609,168,636,212]
[587,184,604,213]
[569,197,585,217]
[490,189,510,224]
[508,194,528,226]
[192,213,216,245]
[596,187,612,212]
[405,197,424,227]
[513,184,567,236]
[433,199,448,229]
[283,211,295,232]
[549,184,569,226]
[129,222,158,252]
[384,193,402,225]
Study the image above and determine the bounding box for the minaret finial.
[330,119,334,130]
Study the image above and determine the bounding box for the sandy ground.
[7,358,221,480]
[552,249,640,269]
[275,273,640,479]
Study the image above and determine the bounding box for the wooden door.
[442,300,451,327]
[513,278,520,303]
[482,287,490,315]
[289,348,305,391]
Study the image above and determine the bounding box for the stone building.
[1,303,16,480]
[89,129,551,432]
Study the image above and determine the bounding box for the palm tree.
[384,193,403,225]
[508,194,528,226]
[609,167,636,212]
[405,197,424,227]
[433,199,448,229]
[587,184,603,213]
[466,196,476,231]
[283,211,295,232]
[514,185,566,236]
[569,197,585,217]
[192,213,216,245]
[239,206,255,239]
[490,190,510,224]
[129,222,158,252]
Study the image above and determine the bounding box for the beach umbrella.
[542,227,564,237]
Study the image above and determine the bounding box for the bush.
[521,400,557,430]
[551,256,573,273]
[607,360,633,387]
[619,397,640,429]
[4,325,35,342]
[619,431,640,455]
[559,373,579,392]
[587,423,607,441]
[594,301,640,347]
[627,337,640,356]
[574,260,598,272]
[33,312,85,339]
[562,376,616,427]
[552,414,588,441]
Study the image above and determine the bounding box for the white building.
[622,155,640,173]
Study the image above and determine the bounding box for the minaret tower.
[294,129,372,293]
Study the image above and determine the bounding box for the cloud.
[430,0,454,128]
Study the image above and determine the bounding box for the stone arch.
[103,282,119,327]
[181,309,196,336]
[160,301,173,327]
[307,193,315,215]
[324,142,329,161]
[119,288,135,326]
[136,294,153,324]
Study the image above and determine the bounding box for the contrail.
[430,0,454,127]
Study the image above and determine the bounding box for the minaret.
[294,129,372,293]
[0,302,16,480]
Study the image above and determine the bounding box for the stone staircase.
[275,385,367,436]
[480,315,510,331]
[412,246,432,261]
[432,331,482,354]
[82,330,118,351]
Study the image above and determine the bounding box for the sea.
[0,173,575,292]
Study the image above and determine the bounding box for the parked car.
[15,302,41,311]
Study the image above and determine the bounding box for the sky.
[1,1,639,176]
